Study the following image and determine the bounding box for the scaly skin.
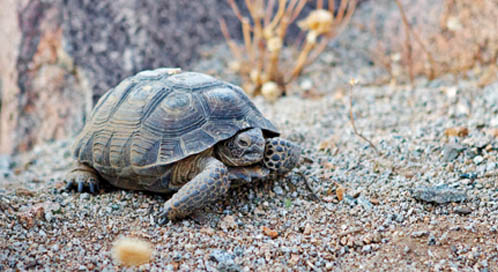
[158,157,229,223]
[263,138,301,174]
[158,137,301,223]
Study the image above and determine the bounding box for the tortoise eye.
[238,138,249,147]
[237,134,251,147]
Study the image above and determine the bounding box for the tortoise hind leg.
[64,162,101,194]
[159,157,230,224]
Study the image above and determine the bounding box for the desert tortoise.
[65,68,301,223]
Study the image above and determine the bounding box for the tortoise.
[65,68,301,223]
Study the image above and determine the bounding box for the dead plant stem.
[348,82,380,155]
[394,0,436,81]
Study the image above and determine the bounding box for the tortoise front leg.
[263,138,301,175]
[64,162,101,194]
[158,157,230,224]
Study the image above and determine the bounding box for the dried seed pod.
[267,37,283,52]
[261,81,282,102]
[111,237,154,266]
[298,9,334,35]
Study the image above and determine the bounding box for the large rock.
[1,0,90,154]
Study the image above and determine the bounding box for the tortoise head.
[215,128,265,166]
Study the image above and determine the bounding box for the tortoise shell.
[73,69,279,178]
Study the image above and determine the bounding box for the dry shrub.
[370,0,498,83]
[220,0,357,100]
[437,0,497,73]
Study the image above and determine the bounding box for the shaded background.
[1,0,495,155]
[1,0,361,154]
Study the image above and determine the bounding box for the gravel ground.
[1,68,497,271]
[1,2,498,271]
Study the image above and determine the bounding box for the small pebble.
[300,79,313,91]
[361,245,372,253]
[79,193,90,201]
[273,185,284,195]
[428,235,437,245]
[473,156,484,165]
[44,211,53,222]
[442,144,465,162]
[453,206,472,215]
[404,246,411,254]
[411,185,467,204]
[411,231,429,238]
[209,249,235,265]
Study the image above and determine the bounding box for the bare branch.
[348,80,380,155]
[395,0,436,80]
[228,0,245,23]
[264,0,276,26]
[267,0,287,31]
[218,18,243,61]
[290,0,308,23]
[328,0,335,15]
[242,17,254,62]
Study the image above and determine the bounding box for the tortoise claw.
[158,216,169,225]
[63,178,100,194]
[64,181,75,192]
[89,183,96,194]
[158,210,170,225]
[63,163,101,194]
[88,179,100,194]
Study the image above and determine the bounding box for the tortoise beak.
[246,145,264,159]
[251,144,265,154]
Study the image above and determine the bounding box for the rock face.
[0,0,243,154]
[61,1,246,100]
[1,0,91,154]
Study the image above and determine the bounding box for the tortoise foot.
[64,163,101,194]
[263,138,301,174]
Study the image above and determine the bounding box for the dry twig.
[296,171,322,202]
[394,0,436,81]
[348,79,380,155]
